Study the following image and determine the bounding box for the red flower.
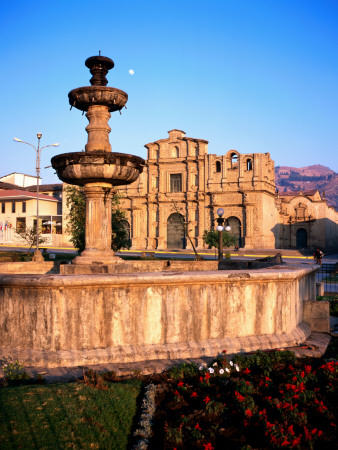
[222,349,227,354]
[243,367,251,374]
[245,408,253,417]
[204,444,214,450]
[203,396,211,404]
[300,371,305,378]
[304,364,312,374]
[177,380,184,387]
[195,423,202,430]
[235,391,245,402]
[191,391,198,398]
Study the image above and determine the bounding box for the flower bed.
[149,350,338,449]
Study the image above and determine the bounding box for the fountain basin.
[0,264,323,368]
[51,151,144,186]
[68,86,128,112]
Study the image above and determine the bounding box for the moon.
[129,69,135,75]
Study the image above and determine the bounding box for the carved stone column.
[85,105,112,153]
[73,183,122,264]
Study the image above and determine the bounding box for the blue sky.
[1,0,337,184]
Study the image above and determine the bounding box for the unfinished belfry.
[51,55,144,264]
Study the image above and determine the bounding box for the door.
[296,228,307,249]
[167,213,185,249]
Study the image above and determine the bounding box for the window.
[216,161,221,172]
[231,153,238,168]
[16,217,26,233]
[174,146,179,158]
[52,216,63,234]
[246,159,253,170]
[195,174,199,185]
[12,202,15,213]
[1,202,5,214]
[170,173,182,192]
[22,201,26,213]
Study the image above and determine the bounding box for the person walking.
[313,248,324,266]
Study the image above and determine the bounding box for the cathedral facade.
[116,130,293,250]
[117,129,338,251]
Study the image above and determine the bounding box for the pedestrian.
[313,248,324,266]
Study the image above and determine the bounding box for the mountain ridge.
[275,164,338,210]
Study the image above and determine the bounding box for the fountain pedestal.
[72,183,122,265]
[51,54,144,265]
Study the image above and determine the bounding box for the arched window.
[216,161,221,173]
[172,146,179,158]
[231,153,238,168]
[246,159,253,170]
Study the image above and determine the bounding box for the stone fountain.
[0,54,329,369]
[51,54,144,266]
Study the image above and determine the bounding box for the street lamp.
[13,134,59,261]
[216,208,225,261]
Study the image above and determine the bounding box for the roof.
[26,184,62,192]
[0,181,26,191]
[280,190,318,197]
[0,189,59,202]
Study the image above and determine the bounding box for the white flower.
[219,369,224,375]
[235,364,240,371]
[208,368,214,374]
[225,368,230,373]
[229,361,233,366]
[213,362,218,367]
[199,365,204,371]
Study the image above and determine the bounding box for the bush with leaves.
[202,229,238,250]
[65,186,131,252]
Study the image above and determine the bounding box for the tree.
[65,186,131,252]
[202,229,238,258]
[15,226,48,259]
[171,201,203,261]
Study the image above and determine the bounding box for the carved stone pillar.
[73,183,122,264]
[85,105,112,153]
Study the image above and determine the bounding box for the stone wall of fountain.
[0,265,325,368]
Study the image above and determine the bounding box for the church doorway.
[227,216,243,247]
[167,213,186,249]
[296,228,307,249]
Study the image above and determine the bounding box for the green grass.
[0,380,141,450]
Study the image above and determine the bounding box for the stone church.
[117,129,338,251]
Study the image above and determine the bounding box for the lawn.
[0,379,141,450]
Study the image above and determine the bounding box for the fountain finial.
[85,54,114,86]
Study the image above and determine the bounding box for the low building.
[0,173,68,247]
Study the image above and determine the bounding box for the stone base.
[0,323,311,368]
[32,250,44,262]
[72,249,123,265]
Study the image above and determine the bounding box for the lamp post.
[13,134,59,261]
[216,208,225,261]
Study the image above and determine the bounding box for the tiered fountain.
[0,54,325,369]
[51,54,144,266]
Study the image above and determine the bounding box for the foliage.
[65,186,131,252]
[166,363,199,380]
[0,379,141,450]
[15,226,48,258]
[152,350,338,449]
[202,229,238,249]
[0,356,29,382]
[317,294,338,317]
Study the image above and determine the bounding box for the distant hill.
[275,164,338,210]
